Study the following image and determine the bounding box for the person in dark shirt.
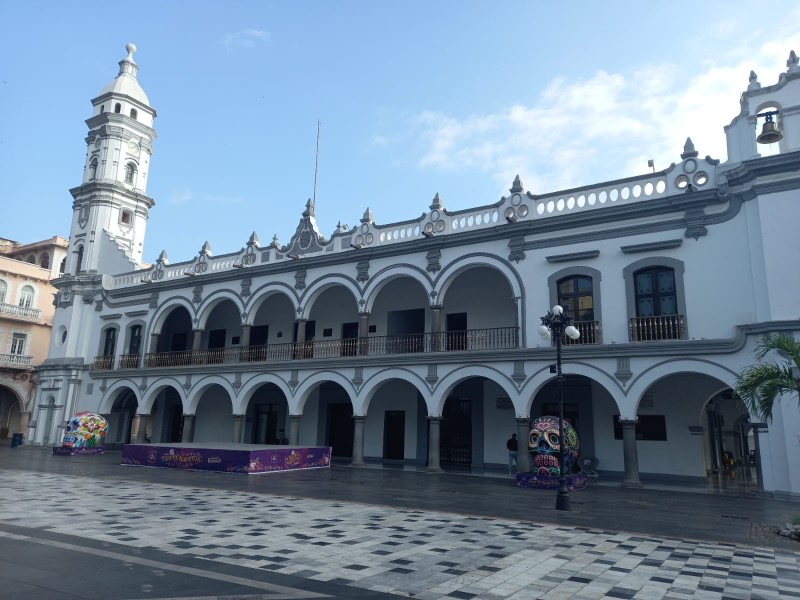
[506,433,518,475]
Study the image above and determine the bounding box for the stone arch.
[98,380,142,414]
[520,361,624,418]
[147,297,197,338]
[195,291,245,329]
[432,365,519,416]
[626,358,737,418]
[235,374,294,415]
[244,283,299,323]
[362,266,433,313]
[186,375,238,414]
[140,379,188,414]
[294,370,357,414]
[298,276,360,320]
[358,368,432,415]
[433,254,523,306]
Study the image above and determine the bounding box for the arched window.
[100,104,105,114]
[120,209,132,225]
[128,324,143,354]
[39,253,50,269]
[130,108,138,120]
[19,284,34,308]
[75,246,84,274]
[0,280,7,304]
[634,267,677,317]
[124,162,137,185]
[557,275,595,321]
[59,258,66,274]
[103,328,117,357]
[26,255,36,264]
[114,103,121,113]
[89,158,98,180]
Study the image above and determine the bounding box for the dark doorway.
[250,325,269,346]
[341,322,358,356]
[441,397,471,468]
[383,411,405,461]
[170,332,188,352]
[327,403,353,458]
[446,312,468,351]
[166,405,183,442]
[387,308,425,353]
[253,404,279,444]
[208,329,226,349]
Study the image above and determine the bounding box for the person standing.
[506,433,518,475]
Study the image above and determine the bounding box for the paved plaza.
[0,447,799,599]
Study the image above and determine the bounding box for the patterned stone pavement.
[1,469,798,599]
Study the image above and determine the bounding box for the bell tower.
[67,43,157,274]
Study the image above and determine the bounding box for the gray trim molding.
[620,239,683,254]
[546,250,600,263]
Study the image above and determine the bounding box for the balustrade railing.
[91,355,115,370]
[557,320,601,345]
[134,327,519,371]
[0,302,41,321]
[0,353,33,366]
[117,354,141,369]
[629,315,686,341]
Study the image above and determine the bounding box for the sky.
[1,1,799,263]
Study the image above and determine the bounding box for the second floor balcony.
[0,353,33,367]
[629,314,686,342]
[92,326,520,371]
[0,302,41,322]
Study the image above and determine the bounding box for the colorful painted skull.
[63,412,108,448]
[528,416,579,477]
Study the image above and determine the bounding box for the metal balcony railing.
[629,314,686,341]
[91,355,115,371]
[117,354,141,369]
[0,303,41,321]
[0,353,33,367]
[554,320,601,345]
[136,326,519,370]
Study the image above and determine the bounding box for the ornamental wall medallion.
[356,259,370,283]
[294,269,307,290]
[508,235,526,263]
[241,277,252,298]
[426,248,442,273]
[192,286,203,305]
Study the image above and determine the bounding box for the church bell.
[756,113,783,144]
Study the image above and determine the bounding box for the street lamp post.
[538,305,580,511]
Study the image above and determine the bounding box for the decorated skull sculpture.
[63,412,108,448]
[528,415,579,477]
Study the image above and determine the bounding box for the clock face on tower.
[127,140,140,156]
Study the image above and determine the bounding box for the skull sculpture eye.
[548,432,560,447]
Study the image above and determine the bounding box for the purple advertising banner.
[121,445,331,474]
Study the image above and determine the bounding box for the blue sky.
[1,1,798,264]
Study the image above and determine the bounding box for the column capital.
[427,415,442,422]
[352,414,366,422]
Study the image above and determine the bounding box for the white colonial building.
[31,45,800,499]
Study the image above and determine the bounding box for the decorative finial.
[361,207,374,224]
[747,70,761,91]
[510,175,524,193]
[681,137,698,159]
[430,193,443,211]
[303,198,315,218]
[788,50,799,72]
[156,250,169,265]
[126,43,137,60]
[247,232,259,248]
[271,233,280,247]
[200,241,212,256]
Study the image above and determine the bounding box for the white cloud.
[220,29,269,52]
[169,189,192,205]
[408,29,800,195]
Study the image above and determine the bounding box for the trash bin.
[10,433,24,448]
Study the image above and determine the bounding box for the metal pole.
[555,318,571,511]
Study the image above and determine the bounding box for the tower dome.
[97,43,150,105]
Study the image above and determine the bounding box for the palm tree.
[736,333,800,421]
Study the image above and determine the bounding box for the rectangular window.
[613,415,667,441]
[10,333,26,355]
